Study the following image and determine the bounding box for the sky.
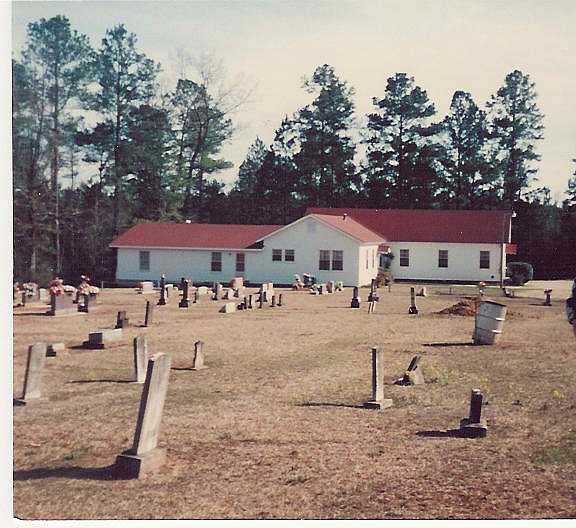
[7,0,576,200]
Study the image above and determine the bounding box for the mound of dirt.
[437,299,477,316]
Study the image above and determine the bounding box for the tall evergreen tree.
[91,24,159,234]
[234,137,267,194]
[293,64,358,207]
[22,15,94,273]
[439,90,496,208]
[487,70,544,205]
[365,73,438,208]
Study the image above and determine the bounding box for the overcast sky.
[9,0,576,200]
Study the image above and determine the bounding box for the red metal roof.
[110,223,282,250]
[311,214,386,244]
[306,208,513,244]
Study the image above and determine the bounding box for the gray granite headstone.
[133,336,148,383]
[459,388,488,438]
[46,342,66,357]
[351,286,360,308]
[84,328,123,349]
[144,301,154,327]
[365,346,393,410]
[15,343,47,404]
[113,353,171,478]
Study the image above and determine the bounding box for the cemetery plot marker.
[395,355,425,386]
[157,275,167,306]
[278,293,283,307]
[191,341,207,370]
[219,302,237,314]
[459,388,488,438]
[350,286,361,309]
[49,292,78,316]
[144,301,154,327]
[544,289,552,306]
[14,343,47,405]
[113,353,171,479]
[368,279,379,302]
[364,346,393,410]
[115,310,130,329]
[134,336,148,383]
[46,342,66,357]
[408,287,418,314]
[179,279,190,308]
[83,328,123,349]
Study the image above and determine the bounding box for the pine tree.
[293,65,358,207]
[365,73,439,208]
[92,24,159,234]
[439,90,495,208]
[487,70,544,205]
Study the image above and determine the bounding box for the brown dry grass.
[12,283,576,520]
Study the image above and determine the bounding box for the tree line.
[12,16,576,284]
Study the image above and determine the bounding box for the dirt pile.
[437,298,477,316]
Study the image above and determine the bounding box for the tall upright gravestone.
[144,301,154,327]
[14,343,47,405]
[113,353,172,479]
[179,279,190,308]
[364,346,393,410]
[133,336,148,383]
[157,275,167,306]
[191,341,207,370]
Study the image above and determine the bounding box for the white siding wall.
[358,245,380,286]
[116,247,260,284]
[387,242,505,282]
[254,216,365,286]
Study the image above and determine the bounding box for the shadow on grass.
[68,379,135,384]
[422,342,476,348]
[14,465,115,481]
[297,401,368,410]
[416,429,479,438]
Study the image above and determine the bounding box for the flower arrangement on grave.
[49,278,65,296]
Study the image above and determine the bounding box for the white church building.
[110,208,515,287]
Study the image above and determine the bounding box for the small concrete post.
[133,336,148,383]
[278,293,283,307]
[351,286,360,309]
[259,294,264,309]
[144,301,154,327]
[544,289,552,306]
[248,294,253,309]
[191,341,207,370]
[459,388,488,438]
[271,294,276,307]
[113,353,171,479]
[365,346,393,410]
[14,343,47,405]
[179,279,190,308]
[157,275,167,306]
[409,287,418,314]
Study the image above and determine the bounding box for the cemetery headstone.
[83,328,123,349]
[179,279,190,308]
[368,279,379,302]
[133,336,148,383]
[417,286,427,297]
[395,355,425,385]
[14,343,47,405]
[364,346,393,410]
[408,287,419,314]
[219,302,237,314]
[368,300,376,314]
[214,283,223,301]
[49,292,78,316]
[144,301,154,327]
[157,275,167,306]
[351,286,360,309]
[113,353,171,479]
[544,289,552,306]
[115,310,130,329]
[459,388,488,438]
[191,341,207,370]
[197,286,209,296]
[278,293,283,307]
[247,294,253,309]
[138,281,154,294]
[39,288,49,303]
[271,294,276,307]
[46,342,66,357]
[336,281,344,292]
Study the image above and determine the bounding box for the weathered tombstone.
[225,288,236,300]
[83,328,123,349]
[115,310,130,329]
[231,277,244,289]
[14,343,47,405]
[326,281,335,294]
[46,342,66,357]
[133,336,148,383]
[39,288,49,303]
[144,301,154,327]
[157,275,167,306]
[197,286,209,296]
[408,287,418,315]
[219,302,236,314]
[138,281,155,294]
[179,279,190,308]
[277,293,283,307]
[214,283,223,301]
[544,289,552,307]
[317,283,327,295]
[459,388,488,438]
[49,292,77,316]
[113,353,171,479]
[259,294,264,309]
[368,300,376,314]
[395,355,425,386]
[77,293,90,313]
[247,294,253,309]
[368,279,379,302]
[417,286,428,297]
[336,281,344,292]
[271,294,276,307]
[191,341,207,370]
[364,346,393,410]
[351,286,360,309]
